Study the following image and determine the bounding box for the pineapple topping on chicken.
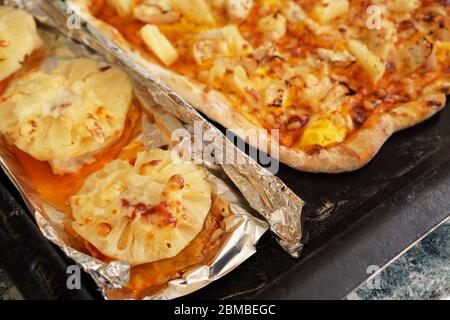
[140,24,179,66]
[70,149,213,265]
[0,59,132,174]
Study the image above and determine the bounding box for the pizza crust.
[70,0,449,173]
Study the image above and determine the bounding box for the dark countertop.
[1,220,449,300]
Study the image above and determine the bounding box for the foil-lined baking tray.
[0,7,272,299]
[13,0,305,255]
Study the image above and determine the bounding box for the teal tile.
[352,222,450,300]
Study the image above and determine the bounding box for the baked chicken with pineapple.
[70,149,213,265]
[0,57,132,174]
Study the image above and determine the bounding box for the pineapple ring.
[69,149,213,265]
[0,58,132,173]
[0,6,42,81]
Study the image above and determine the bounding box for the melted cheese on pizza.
[91,0,450,149]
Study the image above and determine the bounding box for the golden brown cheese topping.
[92,0,450,149]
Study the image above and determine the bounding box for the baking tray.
[189,96,450,300]
[1,95,448,300]
[0,6,449,295]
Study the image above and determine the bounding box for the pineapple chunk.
[282,1,327,35]
[0,7,42,82]
[0,59,132,173]
[192,40,228,65]
[257,13,287,41]
[170,0,215,25]
[227,65,253,96]
[140,24,179,66]
[197,25,252,59]
[310,0,349,24]
[222,25,252,56]
[398,37,436,73]
[107,0,133,17]
[207,61,227,86]
[317,48,355,64]
[227,0,254,22]
[347,39,386,84]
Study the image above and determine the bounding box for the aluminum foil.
[29,0,305,255]
[0,19,270,299]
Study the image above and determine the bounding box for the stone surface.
[349,221,450,300]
